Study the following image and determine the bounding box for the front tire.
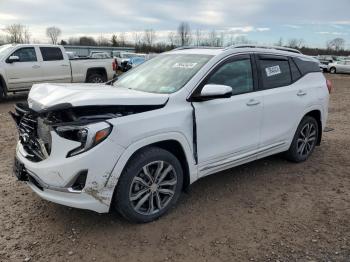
[114,147,183,223]
[329,67,336,74]
[285,116,319,163]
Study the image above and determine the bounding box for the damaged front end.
[10,102,164,162]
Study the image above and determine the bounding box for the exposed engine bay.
[10,102,164,162]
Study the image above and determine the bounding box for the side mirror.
[192,84,232,101]
[7,55,20,63]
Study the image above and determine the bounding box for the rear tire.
[114,147,183,223]
[329,67,336,74]
[284,116,319,163]
[86,73,106,83]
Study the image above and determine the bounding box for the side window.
[206,58,253,95]
[290,58,302,81]
[40,47,63,61]
[11,47,37,62]
[259,58,291,89]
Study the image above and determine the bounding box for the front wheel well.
[125,140,191,191]
[304,110,322,145]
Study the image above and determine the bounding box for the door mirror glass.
[195,84,232,101]
[7,55,20,63]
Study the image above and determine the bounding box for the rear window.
[293,57,320,75]
[259,58,292,89]
[40,47,63,61]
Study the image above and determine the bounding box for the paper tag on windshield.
[173,63,197,69]
[265,65,281,77]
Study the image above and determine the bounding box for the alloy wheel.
[129,161,177,215]
[297,122,317,157]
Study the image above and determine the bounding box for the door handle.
[246,99,261,106]
[297,90,307,96]
[60,64,69,67]
[32,65,40,69]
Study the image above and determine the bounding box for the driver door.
[4,47,42,90]
[192,55,263,177]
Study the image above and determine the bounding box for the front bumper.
[15,129,125,213]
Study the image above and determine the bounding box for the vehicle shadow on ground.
[44,153,291,229]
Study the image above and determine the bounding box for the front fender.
[104,131,198,205]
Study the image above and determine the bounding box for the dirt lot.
[0,74,349,262]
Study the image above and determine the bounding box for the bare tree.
[97,34,109,46]
[4,24,30,43]
[119,32,126,46]
[132,31,142,46]
[168,31,177,47]
[208,30,219,46]
[195,29,202,46]
[143,29,156,46]
[287,38,304,49]
[177,22,192,46]
[327,38,345,51]
[46,26,61,44]
[275,37,283,46]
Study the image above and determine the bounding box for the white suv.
[12,45,331,223]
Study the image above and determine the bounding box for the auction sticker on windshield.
[265,65,281,77]
[173,63,198,69]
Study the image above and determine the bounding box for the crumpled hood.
[28,83,169,112]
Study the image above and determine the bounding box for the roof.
[169,45,306,58]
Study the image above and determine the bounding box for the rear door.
[39,47,71,83]
[256,54,305,151]
[4,46,42,90]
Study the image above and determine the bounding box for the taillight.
[112,60,116,71]
[326,79,333,94]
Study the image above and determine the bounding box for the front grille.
[14,103,51,162]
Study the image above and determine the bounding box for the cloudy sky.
[0,0,350,48]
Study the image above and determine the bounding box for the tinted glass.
[290,59,302,81]
[293,57,320,75]
[206,58,253,95]
[115,54,212,94]
[259,59,291,89]
[40,47,63,61]
[11,47,37,62]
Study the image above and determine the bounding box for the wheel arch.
[105,133,197,202]
[303,109,323,146]
[0,74,8,97]
[85,67,107,82]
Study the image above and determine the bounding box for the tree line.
[1,22,349,56]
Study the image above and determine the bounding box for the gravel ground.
[0,74,349,262]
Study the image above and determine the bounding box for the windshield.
[0,44,13,60]
[114,54,213,93]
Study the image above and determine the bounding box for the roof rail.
[172,46,223,51]
[225,44,302,54]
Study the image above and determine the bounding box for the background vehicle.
[90,52,111,59]
[328,60,350,74]
[0,44,115,98]
[12,45,330,223]
[126,56,146,71]
[66,51,79,59]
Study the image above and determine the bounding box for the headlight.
[55,122,112,157]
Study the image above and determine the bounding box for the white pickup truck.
[0,44,115,99]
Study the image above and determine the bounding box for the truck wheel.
[0,82,6,101]
[87,73,106,83]
[329,67,336,74]
[284,116,319,163]
[114,147,183,223]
